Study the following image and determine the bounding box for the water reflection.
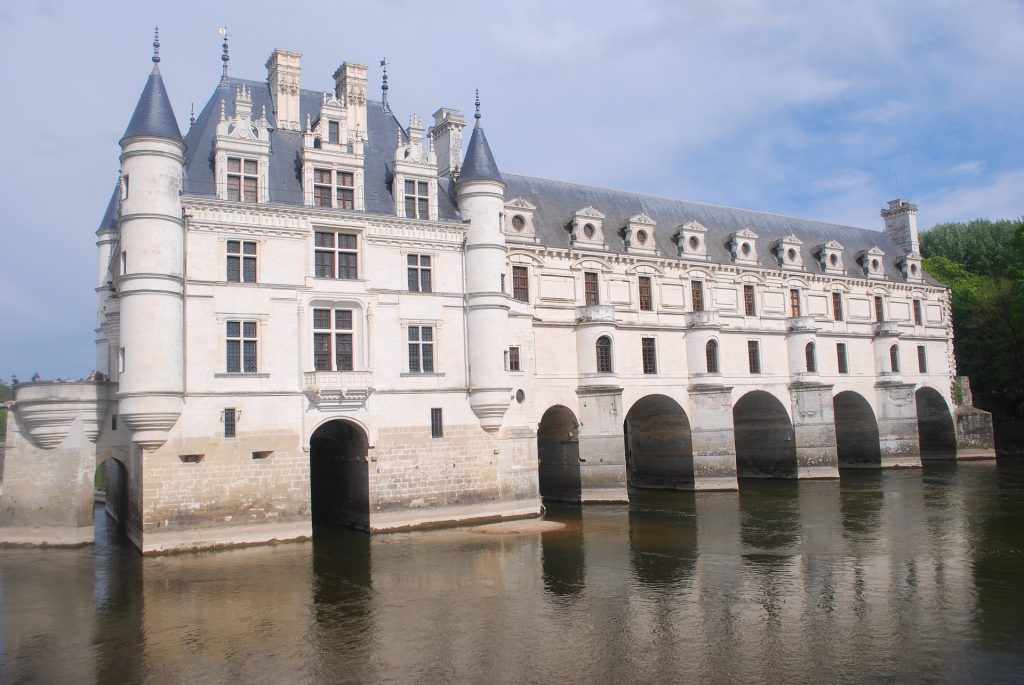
[3,463,1024,682]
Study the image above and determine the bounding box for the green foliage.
[0,381,9,444]
[921,218,1024,419]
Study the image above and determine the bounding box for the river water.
[2,461,1024,684]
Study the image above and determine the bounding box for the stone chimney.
[334,62,367,138]
[881,198,920,254]
[266,49,302,131]
[430,107,466,179]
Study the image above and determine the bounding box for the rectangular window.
[313,168,332,208]
[404,179,430,219]
[837,342,849,374]
[226,320,258,373]
[121,251,127,275]
[508,346,521,372]
[328,120,339,145]
[790,288,801,317]
[224,408,236,438]
[743,284,756,316]
[119,347,125,373]
[747,340,761,374]
[314,169,355,209]
[407,254,432,293]
[227,240,257,283]
[408,325,435,373]
[832,292,844,321]
[337,171,355,210]
[312,308,354,371]
[638,276,653,311]
[584,272,599,306]
[314,231,358,279]
[431,408,443,438]
[641,337,657,374]
[111,414,117,431]
[874,296,885,322]
[917,345,928,373]
[512,266,530,303]
[913,299,923,325]
[691,280,704,312]
[227,157,258,202]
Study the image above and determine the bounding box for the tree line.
[921,218,1024,429]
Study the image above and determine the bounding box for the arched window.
[889,344,900,373]
[596,336,613,373]
[805,341,817,373]
[705,339,719,374]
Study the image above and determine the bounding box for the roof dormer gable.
[623,212,657,253]
[216,86,270,142]
[815,240,845,275]
[727,227,759,266]
[570,206,606,249]
[674,220,708,261]
[857,245,886,279]
[773,233,804,271]
[897,251,924,283]
[394,114,437,168]
[505,197,538,242]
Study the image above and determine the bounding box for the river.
[2,461,1024,683]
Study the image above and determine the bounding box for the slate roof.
[99,186,119,232]
[458,125,503,184]
[122,66,183,143]
[172,75,927,285]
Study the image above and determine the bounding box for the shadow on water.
[737,480,801,562]
[311,525,373,619]
[626,489,698,588]
[539,503,586,597]
[838,470,885,541]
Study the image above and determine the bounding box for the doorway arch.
[97,457,129,531]
[310,419,370,529]
[915,387,956,459]
[833,391,881,467]
[624,394,693,489]
[733,391,797,478]
[537,405,581,502]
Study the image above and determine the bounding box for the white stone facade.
[0,46,994,553]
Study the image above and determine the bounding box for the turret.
[455,94,510,432]
[95,186,120,379]
[115,31,185,450]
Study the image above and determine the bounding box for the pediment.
[678,220,707,234]
[507,196,537,210]
[629,211,656,226]
[576,206,605,219]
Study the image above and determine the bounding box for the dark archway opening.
[733,391,797,478]
[97,457,129,533]
[834,391,882,467]
[624,394,693,489]
[916,387,957,460]
[310,420,370,529]
[537,405,581,503]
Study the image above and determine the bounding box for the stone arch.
[733,390,797,478]
[916,387,956,459]
[97,456,129,532]
[624,394,694,489]
[309,419,370,529]
[833,391,881,467]
[537,405,581,503]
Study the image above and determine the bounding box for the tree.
[921,218,1024,422]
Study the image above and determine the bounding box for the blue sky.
[1,0,1022,380]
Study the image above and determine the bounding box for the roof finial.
[189,102,195,128]
[152,26,161,64]
[380,58,390,113]
[474,88,481,127]
[219,26,230,83]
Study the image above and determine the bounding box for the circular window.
[515,389,526,404]
[787,248,797,261]
[688,235,700,250]
[511,215,526,232]
[910,263,918,274]
[741,242,752,256]
[871,259,880,270]
[583,223,595,238]
[829,253,839,267]
[636,230,648,245]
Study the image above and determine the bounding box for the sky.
[1,0,1022,380]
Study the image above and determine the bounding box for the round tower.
[115,34,185,450]
[455,97,511,432]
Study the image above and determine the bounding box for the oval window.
[583,223,595,238]
[636,230,648,245]
[511,215,526,232]
[741,242,752,256]
[871,258,880,270]
[787,248,797,261]
[689,235,700,250]
[829,253,839,267]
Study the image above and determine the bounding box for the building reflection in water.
[540,504,586,597]
[626,490,697,589]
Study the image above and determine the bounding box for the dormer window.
[328,121,340,145]
[675,221,708,261]
[227,157,258,203]
[312,169,355,209]
[773,234,804,271]
[857,246,886,279]
[728,228,759,266]
[404,180,429,219]
[570,207,606,248]
[898,252,924,283]
[624,212,657,253]
[816,240,845,275]
[504,197,537,240]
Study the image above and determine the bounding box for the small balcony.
[873,321,901,337]
[685,310,720,329]
[786,316,817,333]
[303,371,374,409]
[575,304,616,324]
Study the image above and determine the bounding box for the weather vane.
[381,58,390,112]
[219,26,230,82]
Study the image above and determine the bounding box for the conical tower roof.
[459,125,503,184]
[121,63,182,144]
